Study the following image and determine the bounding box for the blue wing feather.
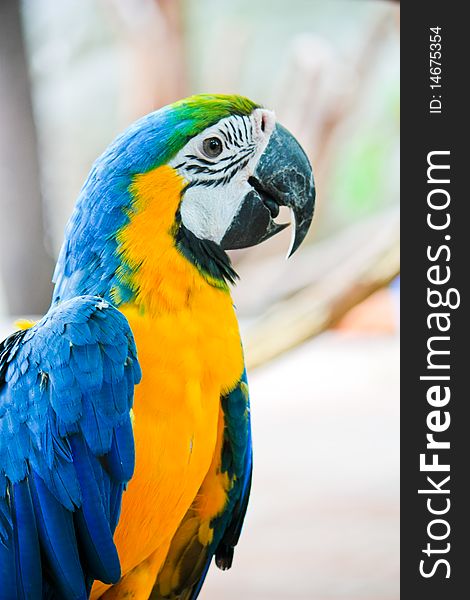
[0,497,16,600]
[70,436,121,583]
[105,418,135,483]
[0,295,141,596]
[29,473,87,599]
[11,479,43,598]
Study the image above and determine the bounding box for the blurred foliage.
[19,0,398,248]
[0,0,399,317]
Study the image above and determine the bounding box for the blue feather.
[70,436,120,583]
[105,418,135,483]
[29,474,87,599]
[65,322,93,346]
[0,497,16,600]
[0,494,12,543]
[0,526,16,600]
[11,480,42,598]
[109,378,129,415]
[0,295,139,596]
[101,342,128,365]
[102,353,125,384]
[30,445,81,511]
[79,395,113,455]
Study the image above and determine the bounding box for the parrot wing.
[0,295,141,599]
[154,370,252,600]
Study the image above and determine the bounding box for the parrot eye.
[202,137,223,158]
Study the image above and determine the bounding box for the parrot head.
[53,94,315,304]
[167,96,315,258]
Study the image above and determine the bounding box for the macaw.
[0,94,315,599]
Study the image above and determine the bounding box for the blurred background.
[0,0,399,598]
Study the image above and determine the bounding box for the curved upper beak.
[220,123,315,257]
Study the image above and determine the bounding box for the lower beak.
[220,123,315,256]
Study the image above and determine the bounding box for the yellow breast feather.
[91,166,244,599]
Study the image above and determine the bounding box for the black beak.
[220,123,315,256]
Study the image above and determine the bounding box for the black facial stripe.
[187,146,253,167]
[231,118,241,144]
[221,145,255,162]
[185,147,255,176]
[223,158,250,184]
[176,115,257,184]
[241,116,249,141]
[188,156,251,189]
[186,177,225,189]
[235,117,245,144]
[224,126,234,145]
[219,129,231,147]
[219,150,254,174]
[185,153,217,166]
[212,116,252,152]
[228,121,243,148]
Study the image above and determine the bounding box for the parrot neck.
[174,221,238,287]
[52,164,236,316]
[112,165,238,314]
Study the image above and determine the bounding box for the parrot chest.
[112,295,244,577]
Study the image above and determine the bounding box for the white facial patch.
[170,108,275,243]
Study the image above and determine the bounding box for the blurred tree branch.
[238,4,399,267]
[106,0,187,120]
[0,0,55,316]
[244,208,399,369]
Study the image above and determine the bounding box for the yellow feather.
[14,319,36,330]
[91,166,244,599]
